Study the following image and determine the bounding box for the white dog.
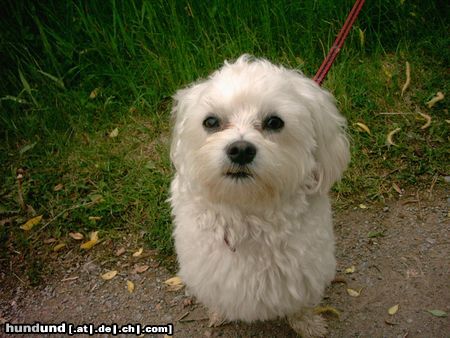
[169,55,349,337]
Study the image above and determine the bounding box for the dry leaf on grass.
[101,270,118,280]
[109,127,119,138]
[115,247,126,256]
[53,183,64,191]
[127,280,135,293]
[387,128,401,146]
[164,276,185,292]
[132,248,143,257]
[417,112,431,129]
[89,87,100,99]
[426,92,444,108]
[358,204,368,209]
[53,243,66,252]
[392,183,403,194]
[69,232,84,240]
[354,122,371,135]
[88,216,102,222]
[388,304,399,315]
[20,215,43,231]
[80,231,99,250]
[44,238,57,244]
[401,61,410,97]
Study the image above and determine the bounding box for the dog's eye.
[263,115,284,131]
[203,116,221,131]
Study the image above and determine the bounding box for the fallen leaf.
[392,183,403,194]
[89,87,100,99]
[426,91,444,108]
[109,127,119,138]
[359,204,368,209]
[426,309,447,317]
[127,280,135,293]
[80,231,99,250]
[313,305,340,318]
[53,183,64,191]
[347,288,362,297]
[345,266,356,274]
[53,243,66,252]
[164,276,185,291]
[115,247,126,256]
[44,238,57,244]
[133,265,149,274]
[354,122,371,135]
[417,112,432,129]
[367,230,385,238]
[387,128,401,146]
[388,304,399,315]
[132,247,143,257]
[401,61,410,97]
[101,270,118,280]
[20,215,43,231]
[88,216,102,222]
[69,232,84,240]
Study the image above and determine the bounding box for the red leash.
[313,0,365,86]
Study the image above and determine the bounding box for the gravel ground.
[1,187,449,337]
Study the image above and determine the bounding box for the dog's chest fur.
[171,178,336,321]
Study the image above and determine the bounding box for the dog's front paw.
[288,309,327,338]
[207,310,227,327]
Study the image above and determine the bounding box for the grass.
[0,0,448,282]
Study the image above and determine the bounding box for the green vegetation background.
[0,1,448,272]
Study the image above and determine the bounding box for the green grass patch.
[0,0,448,278]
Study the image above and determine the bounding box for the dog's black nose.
[226,141,257,165]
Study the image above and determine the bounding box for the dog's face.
[171,55,349,206]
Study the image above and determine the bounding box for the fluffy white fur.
[169,55,350,337]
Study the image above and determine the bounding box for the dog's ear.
[291,74,350,194]
[170,82,207,170]
[310,87,350,194]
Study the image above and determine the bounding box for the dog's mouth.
[224,167,253,180]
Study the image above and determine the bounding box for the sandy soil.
[1,188,449,337]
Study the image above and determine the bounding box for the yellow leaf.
[69,232,84,240]
[313,305,340,318]
[127,280,135,293]
[359,204,368,209]
[80,231,99,250]
[358,28,365,48]
[417,112,431,130]
[101,270,118,280]
[354,122,371,135]
[347,288,362,297]
[109,127,119,138]
[386,128,401,146]
[164,276,185,291]
[345,266,356,274]
[89,87,100,99]
[20,215,43,231]
[132,248,143,257]
[53,243,66,252]
[53,183,64,191]
[388,304,399,315]
[426,91,444,108]
[88,216,102,222]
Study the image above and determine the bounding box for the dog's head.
[170,55,349,206]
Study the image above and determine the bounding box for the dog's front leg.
[287,308,327,338]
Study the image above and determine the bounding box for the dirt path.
[1,188,449,337]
